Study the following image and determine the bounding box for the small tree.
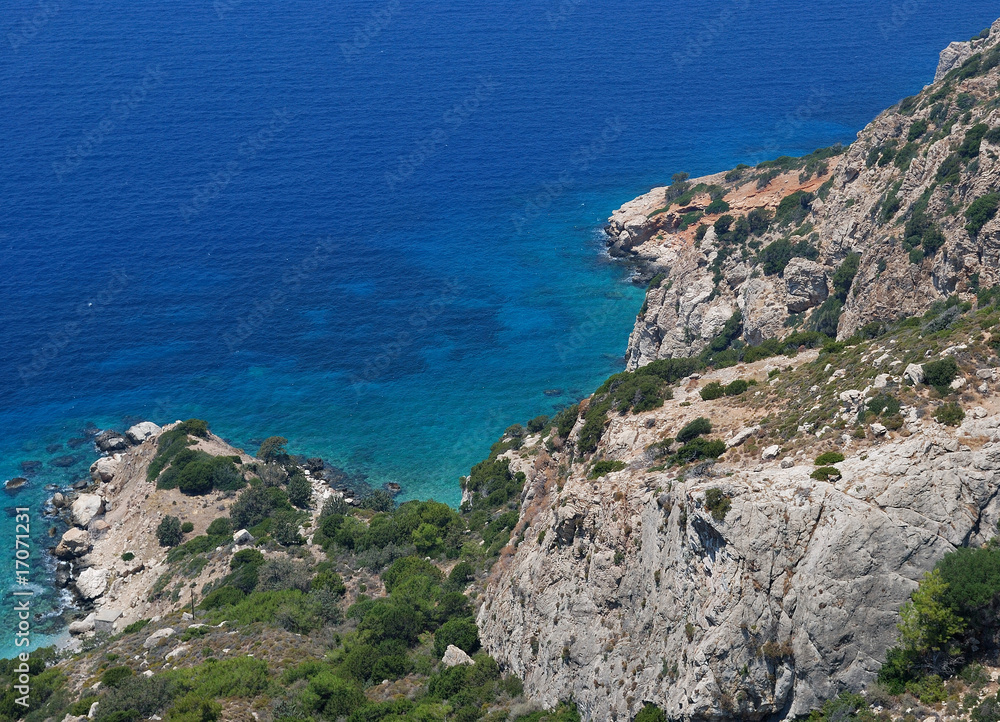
[257,436,289,463]
[157,516,183,547]
[897,569,965,672]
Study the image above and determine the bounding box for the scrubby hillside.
[609,18,1000,369]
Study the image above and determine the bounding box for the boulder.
[143,627,176,649]
[94,431,128,453]
[873,373,891,389]
[165,645,189,660]
[51,492,67,508]
[780,458,795,469]
[233,529,253,545]
[871,423,888,437]
[725,426,760,449]
[761,445,780,461]
[903,363,924,385]
[936,40,975,82]
[950,376,967,391]
[784,259,829,313]
[126,422,161,444]
[442,645,475,667]
[74,568,108,600]
[68,615,96,635]
[90,456,120,483]
[54,528,91,559]
[3,478,28,494]
[72,494,104,527]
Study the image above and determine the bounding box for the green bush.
[966,193,1000,236]
[433,617,480,657]
[759,239,794,276]
[672,438,725,464]
[699,382,724,401]
[157,516,183,547]
[677,417,712,443]
[774,190,814,226]
[935,402,965,427]
[633,703,668,722]
[121,552,135,562]
[257,436,289,462]
[724,379,749,396]
[810,466,841,481]
[199,587,246,610]
[814,452,845,465]
[181,522,194,534]
[923,357,959,390]
[705,197,729,215]
[589,460,626,478]
[287,472,312,509]
[527,415,550,434]
[206,518,232,537]
[102,667,135,688]
[704,488,731,522]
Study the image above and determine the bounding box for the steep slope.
[608,18,1000,369]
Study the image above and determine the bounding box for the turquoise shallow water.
[1,0,999,655]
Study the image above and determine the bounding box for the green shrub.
[810,466,841,481]
[433,617,480,657]
[907,119,929,141]
[705,198,729,215]
[677,417,712,443]
[527,415,550,434]
[287,472,312,509]
[157,516,183,547]
[704,488,731,522]
[102,667,135,688]
[589,460,626,478]
[724,379,749,396]
[814,452,845,465]
[257,436,289,462]
[699,382,724,401]
[935,402,965,427]
[759,239,794,276]
[672,438,725,464]
[199,587,246,610]
[206,518,232,537]
[774,190,814,226]
[923,357,959,390]
[121,619,150,635]
[966,193,1000,236]
[552,404,579,438]
[181,522,194,534]
[121,552,135,562]
[633,703,668,722]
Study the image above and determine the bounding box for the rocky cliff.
[479,323,1000,720]
[478,20,1000,721]
[608,18,1000,369]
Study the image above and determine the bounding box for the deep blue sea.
[1,0,998,654]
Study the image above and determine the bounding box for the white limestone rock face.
[784,259,829,313]
[72,494,104,527]
[479,428,1000,721]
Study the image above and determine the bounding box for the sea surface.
[1,0,998,655]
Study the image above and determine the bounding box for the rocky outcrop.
[90,456,120,483]
[126,422,161,444]
[783,259,828,313]
[74,568,109,600]
[54,528,91,559]
[71,494,104,527]
[611,19,1000,369]
[94,430,128,453]
[480,395,1000,721]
